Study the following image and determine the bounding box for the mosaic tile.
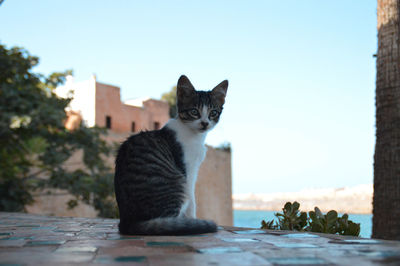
[146,241,186,247]
[114,256,147,262]
[93,224,115,228]
[147,252,269,266]
[233,230,266,235]
[1,236,34,240]
[2,212,400,266]
[180,234,209,237]
[197,246,243,254]
[26,240,66,246]
[220,238,260,243]
[93,256,113,264]
[343,239,381,244]
[0,239,27,247]
[358,250,400,258]
[53,229,81,233]
[48,252,95,263]
[266,257,329,265]
[281,233,320,238]
[55,246,98,252]
[273,243,318,248]
[107,236,142,240]
[0,225,14,229]
[31,226,57,230]
[15,224,40,228]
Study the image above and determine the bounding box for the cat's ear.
[211,80,228,105]
[177,75,195,100]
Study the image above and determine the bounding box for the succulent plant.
[276,202,308,231]
[337,213,361,236]
[308,207,338,234]
[261,201,307,231]
[260,202,360,236]
[261,219,278,230]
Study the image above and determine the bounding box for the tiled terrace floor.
[1,212,400,265]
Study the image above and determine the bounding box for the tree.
[0,44,118,218]
[161,86,177,118]
[373,0,400,240]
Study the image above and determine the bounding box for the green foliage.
[308,207,360,236]
[261,202,360,236]
[308,208,338,234]
[336,213,361,236]
[161,86,177,118]
[0,43,117,217]
[261,201,307,231]
[216,142,232,152]
[261,219,277,230]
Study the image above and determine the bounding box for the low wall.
[196,146,232,226]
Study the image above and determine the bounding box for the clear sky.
[1,0,377,194]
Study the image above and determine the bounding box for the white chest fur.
[165,119,207,218]
[165,119,207,180]
[182,136,207,185]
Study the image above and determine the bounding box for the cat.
[114,75,228,235]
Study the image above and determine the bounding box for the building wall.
[95,82,170,133]
[196,146,233,226]
[95,82,124,130]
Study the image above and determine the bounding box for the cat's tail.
[119,217,217,235]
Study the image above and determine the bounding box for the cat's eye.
[209,110,219,118]
[189,109,200,117]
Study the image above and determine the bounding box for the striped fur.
[114,75,227,235]
[119,217,217,236]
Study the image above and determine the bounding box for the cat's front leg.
[185,196,196,218]
[178,195,196,218]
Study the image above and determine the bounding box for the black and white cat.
[114,75,228,235]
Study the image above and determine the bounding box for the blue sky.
[1,0,377,194]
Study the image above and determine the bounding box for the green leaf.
[284,202,292,212]
[292,201,300,211]
[315,207,323,219]
[309,211,317,221]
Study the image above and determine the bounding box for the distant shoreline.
[232,207,372,215]
[232,184,373,215]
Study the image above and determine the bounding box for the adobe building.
[56,75,170,133]
[28,75,233,226]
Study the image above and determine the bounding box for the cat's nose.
[201,122,209,128]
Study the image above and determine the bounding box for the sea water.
[233,210,372,238]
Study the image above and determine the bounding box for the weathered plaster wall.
[196,147,233,226]
[95,82,170,133]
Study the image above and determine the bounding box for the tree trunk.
[373,0,400,240]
